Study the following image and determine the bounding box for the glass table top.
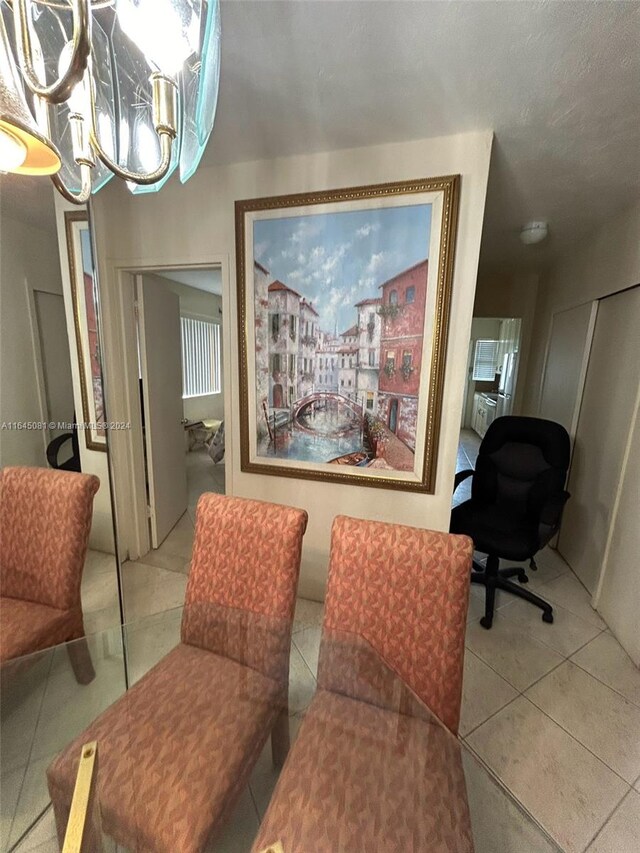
[1,606,560,852]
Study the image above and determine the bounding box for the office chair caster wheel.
[517,571,529,584]
[480,616,493,630]
[542,610,554,624]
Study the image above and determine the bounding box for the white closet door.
[538,301,596,439]
[559,285,640,593]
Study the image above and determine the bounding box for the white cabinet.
[472,393,497,439]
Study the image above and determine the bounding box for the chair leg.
[271,709,290,768]
[479,554,499,630]
[495,578,554,623]
[500,566,529,584]
[66,637,96,685]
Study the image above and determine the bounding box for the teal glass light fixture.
[0,0,221,203]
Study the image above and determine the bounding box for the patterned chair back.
[320,515,473,733]
[181,493,308,684]
[0,466,100,612]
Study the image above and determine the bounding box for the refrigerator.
[497,352,518,418]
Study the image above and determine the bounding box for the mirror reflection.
[0,176,121,848]
[115,267,226,623]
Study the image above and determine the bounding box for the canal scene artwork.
[236,177,459,491]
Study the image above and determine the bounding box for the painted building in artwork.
[316,330,340,392]
[298,298,319,397]
[337,324,358,396]
[254,261,273,437]
[355,297,382,413]
[267,279,301,409]
[377,259,428,449]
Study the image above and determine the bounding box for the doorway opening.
[121,266,225,620]
[455,317,522,506]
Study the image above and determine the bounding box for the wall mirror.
[0,176,124,849]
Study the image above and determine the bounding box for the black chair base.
[471,555,554,629]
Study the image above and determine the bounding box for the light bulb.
[117,0,196,75]
[0,127,27,172]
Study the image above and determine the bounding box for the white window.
[472,339,499,381]
[181,316,221,398]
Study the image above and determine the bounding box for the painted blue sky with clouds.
[254,204,431,333]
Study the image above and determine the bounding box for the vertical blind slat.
[180,316,221,397]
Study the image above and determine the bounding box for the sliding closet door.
[559,285,640,593]
[538,301,596,438]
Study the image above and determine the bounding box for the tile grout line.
[462,693,632,853]
[461,692,522,740]
[579,786,634,853]
[7,651,56,848]
[567,656,640,712]
[460,737,562,849]
[524,685,638,788]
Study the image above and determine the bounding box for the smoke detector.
[520,221,549,245]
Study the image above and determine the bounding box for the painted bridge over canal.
[291,392,363,421]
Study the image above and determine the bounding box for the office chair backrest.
[473,416,570,520]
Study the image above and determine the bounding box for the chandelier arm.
[88,73,177,185]
[51,161,92,204]
[13,0,91,105]
[90,130,174,185]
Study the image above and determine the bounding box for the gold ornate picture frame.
[64,211,107,452]
[235,175,459,492]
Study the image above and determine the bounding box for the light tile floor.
[119,451,225,621]
[8,437,640,852]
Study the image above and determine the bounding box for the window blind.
[181,316,221,398]
[472,339,499,381]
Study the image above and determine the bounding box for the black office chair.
[46,420,81,472]
[450,416,571,629]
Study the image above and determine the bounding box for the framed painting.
[235,175,460,492]
[64,211,107,452]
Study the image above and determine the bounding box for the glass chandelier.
[0,0,221,203]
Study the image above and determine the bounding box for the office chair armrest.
[453,469,474,491]
[538,490,571,544]
[46,432,73,468]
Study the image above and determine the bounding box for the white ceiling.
[206,0,640,274]
[155,268,222,295]
[1,2,637,278]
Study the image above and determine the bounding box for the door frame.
[100,256,229,561]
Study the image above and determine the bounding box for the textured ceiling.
[205,0,640,274]
[1,2,638,278]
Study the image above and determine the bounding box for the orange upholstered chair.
[47,493,307,853]
[319,515,473,733]
[0,466,100,678]
[251,516,474,853]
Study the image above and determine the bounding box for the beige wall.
[519,201,640,658]
[93,130,492,598]
[0,193,64,468]
[153,276,224,423]
[521,200,640,414]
